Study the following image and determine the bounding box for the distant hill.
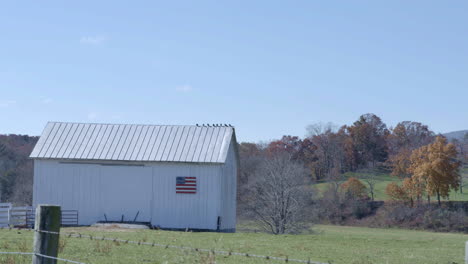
[0,134,38,204]
[443,130,468,141]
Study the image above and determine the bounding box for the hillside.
[443,129,468,141]
[0,134,38,204]
[313,168,468,201]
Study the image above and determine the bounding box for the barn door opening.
[99,165,152,223]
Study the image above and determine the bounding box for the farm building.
[30,122,238,232]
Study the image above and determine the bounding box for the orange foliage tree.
[341,177,368,199]
[385,182,409,202]
[408,136,461,205]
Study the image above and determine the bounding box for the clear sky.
[0,1,467,142]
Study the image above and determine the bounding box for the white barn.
[30,122,238,232]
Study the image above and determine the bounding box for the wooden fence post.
[32,205,61,264]
[465,241,468,264]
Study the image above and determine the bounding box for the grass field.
[313,168,468,201]
[0,224,467,264]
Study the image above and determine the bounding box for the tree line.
[239,113,465,195]
[238,113,467,233]
[0,134,38,204]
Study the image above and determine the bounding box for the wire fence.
[0,251,88,264]
[0,226,328,264]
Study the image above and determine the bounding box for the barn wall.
[219,139,238,232]
[33,159,227,230]
[33,160,102,225]
[149,163,222,230]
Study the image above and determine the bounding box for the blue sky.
[0,1,467,142]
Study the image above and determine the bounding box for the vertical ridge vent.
[30,122,235,163]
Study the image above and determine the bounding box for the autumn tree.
[345,114,389,169]
[388,121,435,152]
[408,136,461,205]
[388,148,413,177]
[385,182,409,202]
[386,177,425,207]
[387,121,435,177]
[341,177,368,199]
[305,123,353,181]
[402,177,425,206]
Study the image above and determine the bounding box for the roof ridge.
[46,121,235,128]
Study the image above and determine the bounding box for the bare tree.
[245,154,314,234]
[305,122,337,137]
[358,170,378,201]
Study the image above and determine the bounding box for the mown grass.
[313,168,468,201]
[0,224,467,264]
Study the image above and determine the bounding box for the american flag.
[176,177,197,194]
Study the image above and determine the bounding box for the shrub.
[341,177,368,199]
[368,204,468,233]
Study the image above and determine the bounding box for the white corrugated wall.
[33,160,102,225]
[33,159,233,230]
[150,163,221,229]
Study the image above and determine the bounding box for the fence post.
[465,241,468,264]
[32,205,61,264]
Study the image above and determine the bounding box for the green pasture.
[0,224,466,264]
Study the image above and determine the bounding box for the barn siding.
[33,159,224,229]
[33,160,102,225]
[150,163,221,230]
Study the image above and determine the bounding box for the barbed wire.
[35,229,328,264]
[0,251,88,264]
[0,226,33,231]
[35,253,89,264]
[0,252,33,256]
[0,226,329,264]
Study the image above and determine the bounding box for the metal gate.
[26,210,79,228]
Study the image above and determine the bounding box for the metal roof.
[30,122,236,163]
